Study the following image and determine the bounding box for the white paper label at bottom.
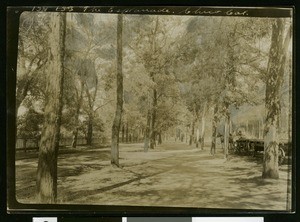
[33,217,57,222]
[192,217,264,222]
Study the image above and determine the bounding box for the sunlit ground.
[15,141,291,210]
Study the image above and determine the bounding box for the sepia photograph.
[9,7,293,212]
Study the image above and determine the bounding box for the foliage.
[16,12,50,110]
[17,13,292,152]
[17,107,44,138]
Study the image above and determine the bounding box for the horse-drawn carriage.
[233,137,291,165]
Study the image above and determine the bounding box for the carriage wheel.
[233,141,238,153]
[235,142,241,154]
[249,142,256,156]
[278,147,285,165]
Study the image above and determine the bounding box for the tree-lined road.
[16,142,290,210]
[15,11,292,206]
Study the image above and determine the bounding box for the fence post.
[23,139,27,153]
[36,138,39,152]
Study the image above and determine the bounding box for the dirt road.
[15,141,291,210]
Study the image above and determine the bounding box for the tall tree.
[71,79,84,148]
[150,86,158,149]
[64,13,116,147]
[82,59,98,145]
[111,14,123,166]
[36,12,66,203]
[125,15,189,150]
[144,108,151,151]
[262,19,291,179]
[210,103,219,155]
[16,13,49,111]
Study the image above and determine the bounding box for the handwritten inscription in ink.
[178,7,248,16]
[31,6,249,17]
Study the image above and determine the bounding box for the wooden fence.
[16,137,87,152]
[16,136,142,152]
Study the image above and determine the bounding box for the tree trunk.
[223,103,230,159]
[196,128,199,148]
[121,124,125,142]
[126,123,129,142]
[36,12,66,203]
[200,117,206,150]
[16,80,30,112]
[72,129,78,148]
[72,81,84,148]
[16,64,45,112]
[86,116,93,146]
[189,120,195,146]
[144,109,151,152]
[211,105,218,155]
[111,14,123,167]
[262,19,291,179]
[158,131,162,145]
[258,119,262,139]
[200,113,207,150]
[197,102,207,150]
[150,88,157,149]
[138,128,141,142]
[16,42,27,111]
[186,126,188,143]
